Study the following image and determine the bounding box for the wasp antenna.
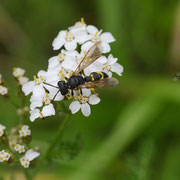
[43,82,59,89]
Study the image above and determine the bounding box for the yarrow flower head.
[22,18,124,121]
[0,75,8,96]
[13,67,29,86]
[0,150,11,163]
[0,124,6,137]
[20,149,40,168]
[19,125,31,137]
[13,143,25,154]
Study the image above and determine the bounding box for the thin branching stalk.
[31,113,71,178]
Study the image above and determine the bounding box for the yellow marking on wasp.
[90,74,94,81]
[97,71,104,80]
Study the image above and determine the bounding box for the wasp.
[44,41,119,100]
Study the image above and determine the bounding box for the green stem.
[31,114,71,178]
[23,169,33,180]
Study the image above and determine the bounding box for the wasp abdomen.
[84,72,108,82]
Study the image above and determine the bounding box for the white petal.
[81,41,94,52]
[100,32,115,43]
[82,89,91,97]
[81,103,91,117]
[41,104,55,117]
[25,149,40,161]
[33,85,46,97]
[30,95,43,103]
[48,56,59,69]
[30,109,40,122]
[74,30,90,44]
[22,81,35,96]
[65,41,77,51]
[52,31,66,50]
[101,42,111,53]
[62,56,77,70]
[69,101,81,114]
[97,56,108,64]
[89,95,101,105]
[37,70,46,78]
[111,63,124,76]
[107,54,118,65]
[87,25,99,34]
[30,102,43,110]
[45,70,59,83]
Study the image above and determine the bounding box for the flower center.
[58,53,65,61]
[43,93,51,105]
[33,75,44,85]
[103,64,111,71]
[78,96,89,104]
[92,32,101,42]
[75,18,86,28]
[65,31,74,42]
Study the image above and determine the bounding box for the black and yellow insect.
[44,41,119,100]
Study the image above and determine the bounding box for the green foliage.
[0,0,180,179]
[52,133,83,161]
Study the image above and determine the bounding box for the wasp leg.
[80,89,83,96]
[51,90,60,103]
[71,90,74,97]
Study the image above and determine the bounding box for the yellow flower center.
[65,31,74,42]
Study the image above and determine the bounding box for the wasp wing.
[73,42,102,76]
[77,78,119,89]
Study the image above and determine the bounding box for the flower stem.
[31,114,71,178]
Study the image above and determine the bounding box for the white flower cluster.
[13,67,29,86]
[19,125,31,137]
[0,74,8,96]
[0,150,11,163]
[0,124,39,168]
[20,149,40,168]
[22,18,123,120]
[13,143,25,154]
[0,124,6,137]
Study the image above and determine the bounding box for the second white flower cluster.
[0,124,40,168]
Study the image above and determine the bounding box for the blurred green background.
[0,0,180,179]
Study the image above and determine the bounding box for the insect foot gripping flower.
[69,89,100,117]
[19,125,31,137]
[0,150,11,163]
[20,149,40,168]
[23,18,123,119]
[0,124,6,137]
